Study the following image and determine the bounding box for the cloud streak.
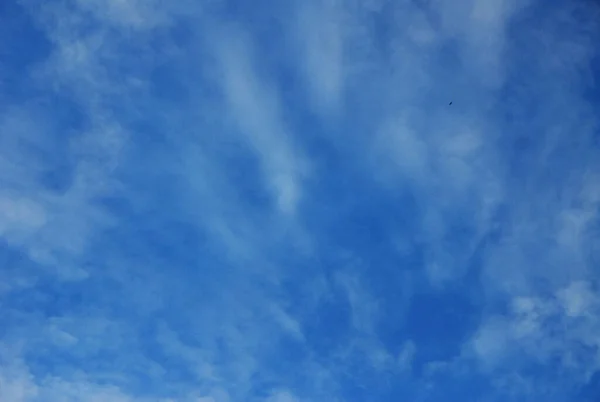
[1,0,599,401]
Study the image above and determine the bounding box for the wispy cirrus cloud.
[295,0,345,116]
[210,26,309,217]
[1,0,599,401]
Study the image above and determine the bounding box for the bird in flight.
[449,101,453,105]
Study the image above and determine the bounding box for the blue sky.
[1,0,600,401]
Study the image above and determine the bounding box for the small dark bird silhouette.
[449,101,453,105]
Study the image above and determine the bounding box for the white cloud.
[267,390,300,402]
[295,1,344,115]
[470,317,511,369]
[397,340,416,373]
[0,362,38,402]
[194,388,230,402]
[269,304,305,342]
[469,280,600,384]
[0,196,47,239]
[431,0,529,87]
[0,110,122,281]
[557,281,596,318]
[368,101,503,287]
[3,0,599,401]
[211,28,309,217]
[335,269,379,334]
[74,0,171,29]
[0,0,143,285]
[0,359,140,402]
